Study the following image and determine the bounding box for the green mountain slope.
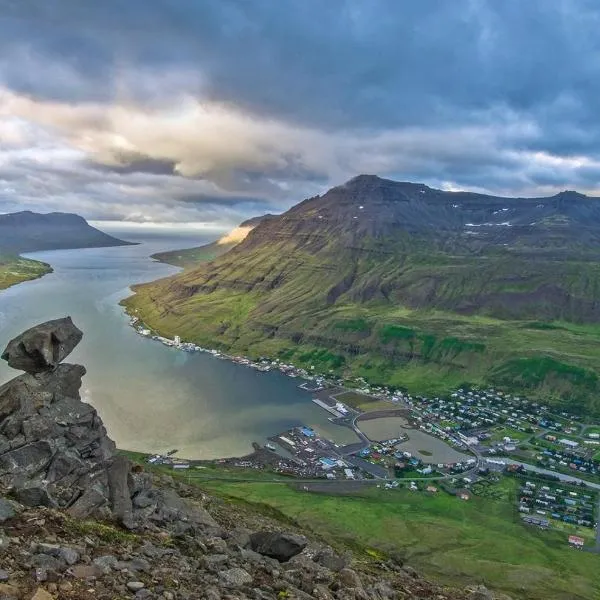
[125,175,600,415]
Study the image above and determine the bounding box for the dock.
[312,398,344,418]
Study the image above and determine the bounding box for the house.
[426,485,438,493]
[568,535,585,548]
[456,489,471,501]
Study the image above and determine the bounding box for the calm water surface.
[0,228,357,458]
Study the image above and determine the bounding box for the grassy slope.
[198,479,599,600]
[0,254,52,291]
[125,277,600,417]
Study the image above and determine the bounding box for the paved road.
[504,460,600,490]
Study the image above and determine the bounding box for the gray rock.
[127,581,145,592]
[58,547,80,566]
[313,549,350,572]
[30,553,64,571]
[219,567,253,588]
[0,569,9,582]
[467,585,494,600]
[67,487,108,519]
[15,486,57,508]
[227,527,252,549]
[249,531,308,563]
[0,441,54,478]
[338,568,363,589]
[1,317,83,373]
[92,555,118,573]
[108,454,135,528]
[0,499,15,522]
[204,554,229,570]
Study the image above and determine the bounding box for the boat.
[265,443,277,451]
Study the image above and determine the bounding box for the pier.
[312,398,344,418]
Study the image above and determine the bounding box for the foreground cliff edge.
[0,318,499,599]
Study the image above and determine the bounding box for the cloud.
[1,0,600,223]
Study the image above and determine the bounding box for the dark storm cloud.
[2,0,600,222]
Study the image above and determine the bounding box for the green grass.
[196,478,600,600]
[487,427,534,444]
[0,254,52,291]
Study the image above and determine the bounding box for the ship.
[265,442,277,451]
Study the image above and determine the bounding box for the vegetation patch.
[0,254,52,291]
[198,479,600,600]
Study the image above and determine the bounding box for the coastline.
[0,255,53,292]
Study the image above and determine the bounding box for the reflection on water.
[0,227,358,459]
[358,417,468,463]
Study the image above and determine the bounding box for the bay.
[0,227,358,459]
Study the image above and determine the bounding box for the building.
[174,335,181,346]
[568,535,585,548]
[559,438,579,448]
[457,489,471,501]
[426,485,438,493]
[344,468,355,479]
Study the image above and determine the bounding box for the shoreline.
[0,255,53,293]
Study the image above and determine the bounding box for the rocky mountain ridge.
[0,318,500,599]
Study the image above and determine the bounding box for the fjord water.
[0,228,357,458]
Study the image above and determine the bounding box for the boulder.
[219,567,253,588]
[0,498,16,522]
[249,531,308,562]
[1,317,83,373]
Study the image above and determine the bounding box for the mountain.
[151,214,276,268]
[0,210,132,254]
[125,175,600,415]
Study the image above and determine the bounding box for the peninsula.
[0,211,132,291]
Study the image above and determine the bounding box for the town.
[131,318,600,549]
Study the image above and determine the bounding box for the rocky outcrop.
[0,318,217,534]
[1,318,82,373]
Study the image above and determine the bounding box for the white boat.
[265,443,277,451]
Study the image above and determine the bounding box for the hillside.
[151,214,276,268]
[125,175,600,415]
[0,211,132,254]
[0,318,496,600]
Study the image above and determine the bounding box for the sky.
[1,0,600,226]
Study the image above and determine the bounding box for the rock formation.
[0,317,217,533]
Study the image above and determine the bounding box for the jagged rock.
[1,317,83,373]
[0,498,15,522]
[219,567,253,588]
[249,531,308,562]
[107,455,135,528]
